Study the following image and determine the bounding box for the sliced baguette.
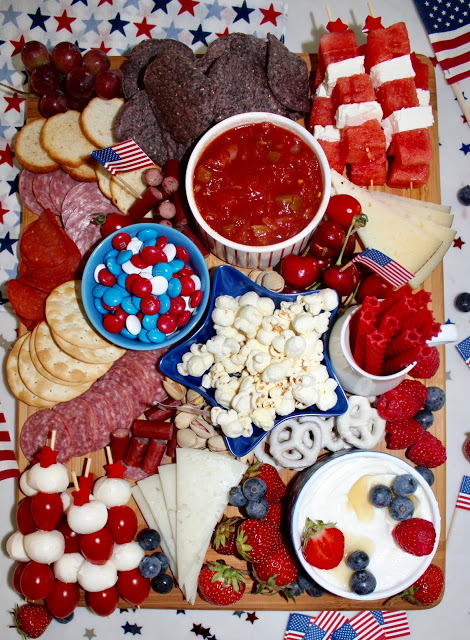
[14,118,59,173]
[62,159,98,182]
[80,97,124,148]
[41,110,97,168]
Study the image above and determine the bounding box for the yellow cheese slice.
[368,190,453,227]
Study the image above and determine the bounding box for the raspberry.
[407,431,447,468]
[385,419,423,450]
[392,518,436,556]
[395,379,428,408]
[377,388,420,421]
[409,346,440,379]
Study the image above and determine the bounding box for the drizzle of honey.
[346,474,391,522]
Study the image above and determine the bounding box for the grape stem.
[0,82,38,97]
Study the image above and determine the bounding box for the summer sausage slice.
[20,410,75,463]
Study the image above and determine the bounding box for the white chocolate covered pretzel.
[336,395,385,449]
[268,418,323,470]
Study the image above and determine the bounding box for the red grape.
[16,497,37,535]
[79,527,114,565]
[39,90,68,118]
[57,517,80,554]
[13,562,28,595]
[21,41,50,71]
[117,568,150,606]
[106,505,138,544]
[66,67,95,99]
[30,64,61,96]
[51,42,82,74]
[83,49,110,77]
[95,69,123,100]
[66,92,92,112]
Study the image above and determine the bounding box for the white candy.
[6,532,30,562]
[67,500,108,534]
[19,470,37,497]
[126,314,141,336]
[122,260,142,275]
[93,477,132,508]
[151,275,168,295]
[94,264,105,282]
[112,541,145,571]
[190,274,201,290]
[127,238,143,254]
[162,243,176,261]
[53,553,84,583]
[28,463,69,494]
[24,530,65,564]
[78,560,117,592]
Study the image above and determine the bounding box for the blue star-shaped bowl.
[159,265,348,457]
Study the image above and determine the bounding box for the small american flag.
[381,611,410,639]
[331,611,385,640]
[352,249,413,288]
[456,475,470,511]
[284,614,316,640]
[0,423,20,482]
[304,612,349,640]
[456,336,470,367]
[92,139,154,175]
[413,0,470,84]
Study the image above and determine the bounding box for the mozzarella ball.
[111,541,145,571]
[53,552,84,583]
[6,532,30,562]
[28,463,69,494]
[92,477,131,508]
[60,488,73,513]
[67,500,108,534]
[23,530,65,564]
[78,560,117,592]
[19,470,37,497]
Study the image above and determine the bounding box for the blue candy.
[116,250,133,265]
[121,296,139,315]
[142,238,157,248]
[92,284,107,299]
[102,287,124,308]
[148,328,166,343]
[94,298,108,315]
[121,327,138,340]
[117,272,128,289]
[138,328,151,342]
[153,263,172,280]
[142,314,158,330]
[106,257,121,276]
[104,249,119,262]
[169,259,184,274]
[132,295,142,311]
[167,278,182,298]
[158,294,171,314]
[137,228,158,241]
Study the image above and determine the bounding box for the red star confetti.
[178,0,199,17]
[454,236,465,249]
[327,18,348,32]
[105,459,126,478]
[36,446,59,468]
[260,3,282,26]
[55,10,76,33]
[0,201,9,224]
[246,612,258,624]
[134,17,156,38]
[216,27,230,37]
[4,93,24,113]
[10,35,26,57]
[95,41,112,54]
[98,0,114,5]
[362,15,384,32]
[0,143,13,166]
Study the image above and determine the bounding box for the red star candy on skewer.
[36,446,59,468]
[362,15,384,32]
[326,18,348,32]
[104,459,126,479]
[71,487,91,506]
[78,474,95,493]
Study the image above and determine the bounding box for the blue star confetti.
[121,622,142,635]
[152,0,172,14]
[28,8,50,31]
[232,1,255,23]
[109,12,130,36]
[459,142,470,155]
[189,24,212,46]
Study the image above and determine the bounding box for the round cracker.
[29,324,84,387]
[17,332,92,403]
[6,334,54,408]
[51,328,125,364]
[46,281,112,350]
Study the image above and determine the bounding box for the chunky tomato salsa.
[193,122,323,247]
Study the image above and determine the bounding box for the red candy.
[175,245,189,262]
[190,290,203,308]
[101,301,118,311]
[112,232,131,251]
[169,296,185,315]
[130,254,147,269]
[125,273,139,292]
[98,269,116,287]
[178,265,194,277]
[103,314,125,333]
[157,313,177,334]
[180,276,195,296]
[114,307,129,323]
[140,295,160,315]
[176,311,191,327]
[131,276,152,298]
[140,245,164,266]
[156,236,167,250]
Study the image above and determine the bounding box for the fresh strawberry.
[264,500,283,526]
[198,561,246,606]
[212,516,242,556]
[244,462,286,502]
[398,564,445,605]
[395,379,428,407]
[409,346,440,379]
[236,519,282,562]
[385,419,423,449]
[407,431,447,468]
[12,604,52,639]
[301,519,345,570]
[252,542,299,593]
[392,518,436,556]
[463,432,470,462]
[377,388,420,421]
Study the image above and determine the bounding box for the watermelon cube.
[410,52,429,90]
[317,140,346,174]
[341,119,386,163]
[389,129,433,167]
[366,22,411,67]
[309,97,336,128]
[376,78,419,118]
[388,161,430,188]
[318,30,359,68]
[313,58,326,89]
[350,155,388,186]
[331,74,377,109]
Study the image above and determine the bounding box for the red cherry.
[117,568,150,606]
[140,295,160,315]
[98,268,116,287]
[131,276,152,298]
[316,255,333,272]
[175,246,189,262]
[342,232,357,259]
[280,254,321,289]
[325,194,362,229]
[157,313,177,334]
[140,245,162,266]
[323,263,360,297]
[190,290,203,308]
[311,220,346,253]
[176,311,191,327]
[307,241,338,260]
[156,236,167,250]
[103,314,125,334]
[20,561,54,601]
[112,232,131,251]
[179,276,195,296]
[31,492,63,531]
[356,274,394,303]
[79,527,114,565]
[56,517,80,553]
[45,580,79,619]
[13,562,28,595]
[106,505,138,544]
[131,254,147,269]
[169,296,185,315]
[16,497,37,535]
[87,586,120,617]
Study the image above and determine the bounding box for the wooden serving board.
[17,54,445,610]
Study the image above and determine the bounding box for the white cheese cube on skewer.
[335,101,383,129]
[316,56,365,97]
[369,54,415,88]
[313,125,341,142]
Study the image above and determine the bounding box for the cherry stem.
[335,212,368,266]
[342,281,361,312]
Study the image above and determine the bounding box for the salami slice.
[80,389,117,450]
[6,279,48,322]
[20,210,69,268]
[54,398,98,457]
[19,170,44,215]
[123,463,150,482]
[20,409,75,463]
[73,221,102,257]
[102,364,148,417]
[32,170,61,216]
[61,182,120,229]
[91,379,135,430]
[49,168,79,213]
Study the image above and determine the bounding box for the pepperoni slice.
[6,280,49,322]
[20,210,69,268]
[20,410,75,463]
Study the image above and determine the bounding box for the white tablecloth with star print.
[1,1,470,639]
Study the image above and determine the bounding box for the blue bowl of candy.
[81,223,210,350]
[159,265,348,457]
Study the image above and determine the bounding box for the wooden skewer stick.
[339,260,354,273]
[106,445,113,465]
[368,1,375,18]
[71,471,79,491]
[50,430,56,451]
[326,4,333,22]
[84,458,92,478]
[446,507,458,548]
[410,181,413,190]
[112,173,142,199]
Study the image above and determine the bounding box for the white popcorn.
[211,307,236,327]
[215,295,239,311]
[257,297,276,316]
[285,336,306,359]
[262,362,289,383]
[273,390,296,416]
[215,385,238,408]
[318,288,339,311]
[292,312,317,335]
[186,354,214,377]
[234,305,263,337]
[251,407,276,431]
[245,349,271,375]
[215,325,245,343]
[238,291,260,308]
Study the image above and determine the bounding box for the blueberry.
[290,581,305,597]
[392,474,418,496]
[245,497,269,519]
[139,554,162,579]
[424,387,446,412]
[455,292,470,312]
[242,477,267,501]
[228,485,248,507]
[297,572,325,596]
[306,583,327,597]
[346,550,369,571]
[54,613,74,624]
[457,185,470,205]
[389,496,415,521]
[415,466,435,486]
[152,551,169,574]
[137,528,161,551]
[151,573,174,594]
[369,484,392,508]
[350,570,376,595]
[413,409,434,430]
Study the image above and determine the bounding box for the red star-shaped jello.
[37,446,59,468]
[326,18,348,32]
[104,459,126,479]
[362,15,384,32]
[78,474,95,494]
[71,487,91,506]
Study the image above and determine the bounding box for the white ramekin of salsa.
[185,112,331,269]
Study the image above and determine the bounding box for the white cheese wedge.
[335,101,383,129]
[316,56,365,97]
[158,463,178,544]
[369,54,415,88]
[366,190,453,227]
[417,88,430,106]
[313,124,341,142]
[176,449,247,605]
